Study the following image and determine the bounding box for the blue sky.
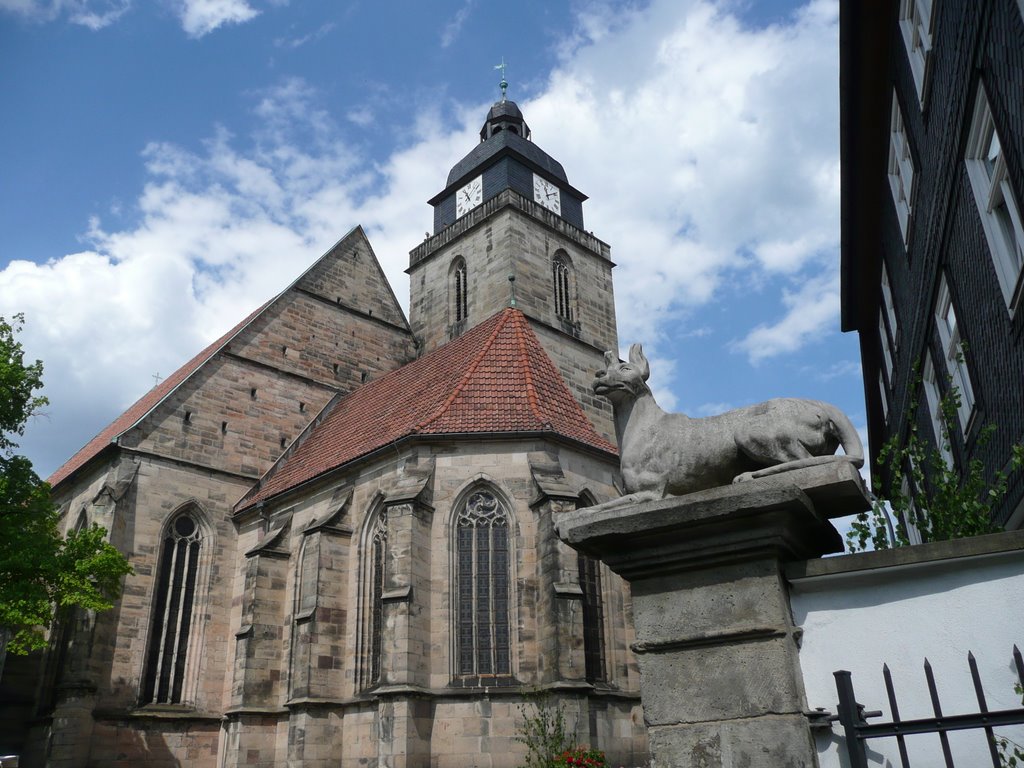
[0,0,865,489]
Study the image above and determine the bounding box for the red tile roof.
[237,308,615,510]
[48,303,269,488]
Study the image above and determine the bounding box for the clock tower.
[408,98,618,439]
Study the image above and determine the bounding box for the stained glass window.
[578,554,606,682]
[455,490,511,678]
[142,511,202,704]
[369,511,387,685]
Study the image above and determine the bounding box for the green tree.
[848,360,1024,552]
[0,314,132,665]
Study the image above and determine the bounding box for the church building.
[20,98,648,767]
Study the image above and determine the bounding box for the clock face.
[456,175,483,218]
[533,174,561,215]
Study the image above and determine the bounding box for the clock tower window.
[552,253,574,322]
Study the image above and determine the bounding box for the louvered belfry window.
[552,257,572,321]
[456,490,511,678]
[454,259,468,323]
[369,511,388,686]
[578,554,607,682]
[142,512,202,704]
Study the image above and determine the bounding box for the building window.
[922,352,953,466]
[879,311,895,385]
[900,474,925,545]
[455,489,511,679]
[577,554,606,682]
[881,261,898,346]
[451,257,468,326]
[965,87,1024,312]
[888,93,915,245]
[552,253,573,321]
[368,510,387,687]
[934,276,975,431]
[142,510,203,705]
[899,0,934,104]
[879,370,889,423]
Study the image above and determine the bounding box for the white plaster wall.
[790,551,1024,767]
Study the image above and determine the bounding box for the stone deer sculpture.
[589,344,864,512]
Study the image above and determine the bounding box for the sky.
[0,0,867,497]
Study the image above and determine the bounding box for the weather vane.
[494,57,508,101]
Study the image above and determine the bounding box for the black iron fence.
[824,646,1024,767]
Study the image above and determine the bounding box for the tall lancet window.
[578,554,606,682]
[455,489,511,679]
[452,257,468,325]
[368,510,388,686]
[552,254,573,321]
[142,510,203,704]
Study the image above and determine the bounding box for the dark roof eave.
[232,430,618,517]
[839,0,893,333]
[429,145,588,206]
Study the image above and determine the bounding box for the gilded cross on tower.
[494,57,508,101]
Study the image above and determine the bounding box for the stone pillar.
[557,462,869,768]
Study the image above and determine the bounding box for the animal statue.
[589,344,864,512]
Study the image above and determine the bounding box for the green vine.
[847,358,1024,552]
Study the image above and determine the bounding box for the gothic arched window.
[552,253,573,322]
[577,554,606,682]
[368,510,388,686]
[455,489,511,679]
[142,510,203,704]
[451,257,468,325]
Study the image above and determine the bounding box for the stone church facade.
[20,100,648,767]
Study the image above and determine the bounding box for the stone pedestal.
[557,462,869,768]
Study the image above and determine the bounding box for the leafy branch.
[847,357,1024,552]
[0,314,132,656]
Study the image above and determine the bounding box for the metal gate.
[825,646,1024,767]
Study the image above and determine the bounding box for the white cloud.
[732,270,840,364]
[177,0,258,37]
[1,0,846,476]
[0,0,130,28]
[522,0,840,355]
[440,0,473,48]
[273,21,334,49]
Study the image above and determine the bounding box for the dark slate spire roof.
[236,308,615,511]
[444,99,568,189]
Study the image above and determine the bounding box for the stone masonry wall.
[408,205,616,357]
[408,204,617,442]
[220,439,644,768]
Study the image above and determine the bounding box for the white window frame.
[879,311,895,385]
[888,93,915,245]
[922,352,953,467]
[965,87,1024,313]
[881,261,899,347]
[899,0,934,105]
[933,276,976,431]
[878,370,889,422]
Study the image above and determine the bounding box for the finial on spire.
[508,273,517,307]
[494,57,508,102]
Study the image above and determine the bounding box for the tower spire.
[494,57,508,102]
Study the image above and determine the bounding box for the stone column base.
[557,462,869,768]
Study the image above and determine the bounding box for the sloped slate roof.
[445,130,568,188]
[47,302,269,488]
[237,308,615,511]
